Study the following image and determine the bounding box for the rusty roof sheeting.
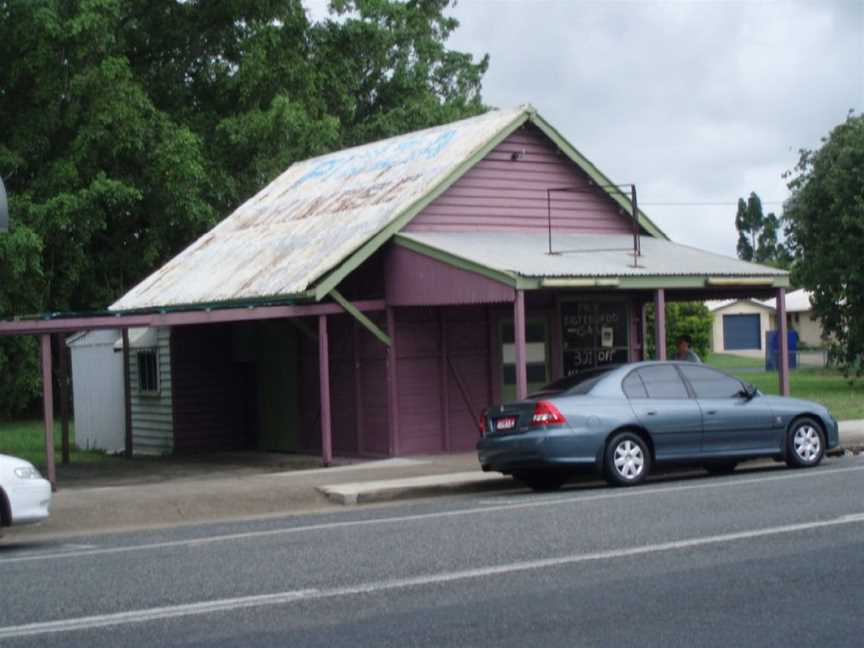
[111,106,529,311]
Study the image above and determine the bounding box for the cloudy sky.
[308,0,863,257]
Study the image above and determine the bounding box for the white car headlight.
[13,465,43,480]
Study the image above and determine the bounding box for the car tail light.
[531,401,566,427]
[478,411,487,436]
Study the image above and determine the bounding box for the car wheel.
[513,471,568,492]
[704,461,737,475]
[605,432,651,487]
[785,417,826,468]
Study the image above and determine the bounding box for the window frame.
[633,365,692,400]
[677,364,746,400]
[136,347,160,396]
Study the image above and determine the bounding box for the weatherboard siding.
[130,327,173,455]
[406,124,635,234]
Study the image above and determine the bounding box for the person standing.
[675,335,701,362]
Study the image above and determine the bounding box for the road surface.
[1,457,863,647]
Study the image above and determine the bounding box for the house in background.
[707,288,827,359]
[707,298,776,358]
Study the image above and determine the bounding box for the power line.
[639,201,786,206]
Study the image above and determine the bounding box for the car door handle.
[705,410,718,415]
[645,410,657,416]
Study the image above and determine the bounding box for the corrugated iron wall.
[406,124,634,234]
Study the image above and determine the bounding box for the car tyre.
[703,461,737,475]
[785,417,826,468]
[513,471,568,492]
[605,432,651,487]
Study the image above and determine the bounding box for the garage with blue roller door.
[723,313,761,350]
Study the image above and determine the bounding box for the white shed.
[66,329,125,453]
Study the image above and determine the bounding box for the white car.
[0,454,52,529]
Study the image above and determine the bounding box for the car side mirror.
[739,384,756,400]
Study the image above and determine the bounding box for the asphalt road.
[2,457,863,647]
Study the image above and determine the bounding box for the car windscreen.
[532,366,618,397]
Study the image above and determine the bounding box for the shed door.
[723,314,761,350]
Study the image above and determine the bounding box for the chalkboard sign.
[561,301,629,375]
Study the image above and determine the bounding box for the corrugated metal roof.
[758,288,812,312]
[111,106,530,311]
[706,299,775,312]
[397,231,789,279]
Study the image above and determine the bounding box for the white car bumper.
[7,478,52,525]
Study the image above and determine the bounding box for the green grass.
[0,420,107,468]
[704,352,766,370]
[704,358,864,421]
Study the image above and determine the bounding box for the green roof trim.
[393,235,527,288]
[311,110,532,301]
[330,288,392,346]
[526,110,669,240]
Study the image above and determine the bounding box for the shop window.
[561,300,629,374]
[137,348,160,395]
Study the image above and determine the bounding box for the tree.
[645,302,713,361]
[735,192,791,267]
[784,111,864,376]
[0,0,489,416]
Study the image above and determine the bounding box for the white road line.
[1,462,863,566]
[2,512,863,640]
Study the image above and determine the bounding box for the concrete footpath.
[6,421,864,542]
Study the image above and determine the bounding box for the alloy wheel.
[613,439,645,481]
[793,424,822,463]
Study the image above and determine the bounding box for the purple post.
[122,328,132,458]
[640,302,649,361]
[439,309,450,451]
[40,334,56,490]
[655,289,667,361]
[514,290,528,400]
[777,287,790,396]
[318,315,332,466]
[386,307,400,456]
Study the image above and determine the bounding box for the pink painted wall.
[405,124,635,234]
[389,306,492,454]
[385,245,515,306]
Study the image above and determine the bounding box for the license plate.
[495,416,517,431]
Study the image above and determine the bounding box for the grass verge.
[0,420,107,468]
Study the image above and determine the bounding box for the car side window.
[622,371,648,399]
[679,365,744,399]
[636,366,690,399]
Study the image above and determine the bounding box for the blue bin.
[765,330,798,371]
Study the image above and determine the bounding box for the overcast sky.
[307,0,864,257]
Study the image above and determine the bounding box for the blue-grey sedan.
[477,361,839,490]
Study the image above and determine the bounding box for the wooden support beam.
[777,287,790,397]
[40,334,56,490]
[318,315,333,466]
[122,328,133,459]
[55,333,70,465]
[655,289,667,361]
[386,307,399,456]
[329,289,392,347]
[514,290,528,400]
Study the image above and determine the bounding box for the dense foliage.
[0,0,488,416]
[645,302,713,362]
[784,112,864,377]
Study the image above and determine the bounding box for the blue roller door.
[723,314,761,350]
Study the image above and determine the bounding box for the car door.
[624,365,703,460]
[677,364,778,456]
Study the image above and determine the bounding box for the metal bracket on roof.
[329,289,392,347]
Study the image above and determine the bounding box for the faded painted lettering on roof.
[292,130,457,189]
[111,107,526,310]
